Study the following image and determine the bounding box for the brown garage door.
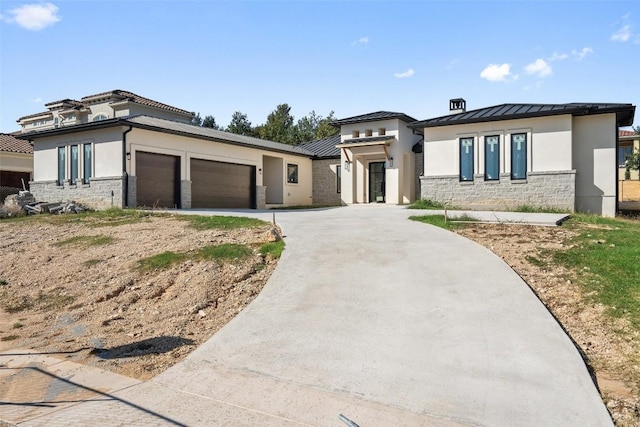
[136,151,179,208]
[191,159,255,208]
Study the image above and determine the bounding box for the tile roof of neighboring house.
[18,116,315,158]
[330,111,418,127]
[18,90,193,122]
[17,111,53,121]
[0,133,33,154]
[44,98,84,108]
[409,103,636,128]
[620,129,638,137]
[300,135,341,158]
[81,90,193,116]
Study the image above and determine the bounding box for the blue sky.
[1,1,638,133]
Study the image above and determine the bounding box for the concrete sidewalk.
[1,205,611,426]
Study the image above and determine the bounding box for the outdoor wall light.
[344,160,351,171]
[126,152,131,160]
[388,157,394,168]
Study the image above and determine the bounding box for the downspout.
[615,125,619,215]
[122,125,133,207]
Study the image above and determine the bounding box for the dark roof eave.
[18,118,315,158]
[408,104,636,129]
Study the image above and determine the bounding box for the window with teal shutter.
[83,144,92,184]
[484,135,500,181]
[459,137,474,181]
[57,146,66,185]
[511,134,527,180]
[70,145,79,185]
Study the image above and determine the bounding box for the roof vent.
[449,98,466,114]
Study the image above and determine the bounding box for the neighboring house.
[0,132,33,192]
[300,135,342,206]
[17,90,315,209]
[330,111,423,205]
[618,129,640,204]
[408,100,636,217]
[17,89,194,132]
[619,129,639,180]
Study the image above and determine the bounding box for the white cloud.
[611,24,631,42]
[393,68,414,78]
[351,37,369,46]
[572,47,593,60]
[480,63,512,82]
[3,3,60,31]
[548,52,569,61]
[524,58,552,78]
[32,97,42,103]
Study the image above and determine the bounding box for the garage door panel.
[136,151,179,208]
[191,159,254,209]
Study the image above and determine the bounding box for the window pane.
[58,147,66,185]
[70,145,79,185]
[83,144,92,183]
[459,137,474,181]
[619,146,633,166]
[511,134,527,180]
[485,135,499,180]
[287,163,298,183]
[336,165,341,193]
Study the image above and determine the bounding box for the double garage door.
[135,152,255,209]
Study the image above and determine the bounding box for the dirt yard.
[0,213,638,425]
[0,213,279,380]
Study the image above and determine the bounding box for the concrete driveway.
[6,205,611,426]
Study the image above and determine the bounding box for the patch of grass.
[409,215,467,230]
[38,289,76,311]
[0,279,7,286]
[197,243,253,261]
[54,235,115,247]
[260,240,285,259]
[525,255,547,268]
[514,204,570,214]
[12,322,23,329]
[136,243,256,272]
[551,214,640,330]
[87,208,157,227]
[136,251,186,271]
[179,215,267,230]
[83,259,103,267]
[3,296,33,313]
[407,199,450,210]
[1,335,19,341]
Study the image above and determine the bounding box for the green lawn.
[552,214,640,330]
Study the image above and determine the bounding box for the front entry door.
[369,161,386,203]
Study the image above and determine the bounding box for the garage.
[191,158,255,208]
[135,151,179,208]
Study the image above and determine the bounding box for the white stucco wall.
[32,127,123,181]
[127,128,313,206]
[572,114,617,217]
[339,119,419,204]
[423,115,573,177]
[0,152,33,173]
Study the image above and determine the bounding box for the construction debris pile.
[0,191,90,218]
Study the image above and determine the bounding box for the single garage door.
[136,151,179,208]
[191,159,255,208]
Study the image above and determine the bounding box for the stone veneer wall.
[256,185,266,209]
[311,158,342,206]
[181,180,191,209]
[30,176,125,210]
[420,170,576,211]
